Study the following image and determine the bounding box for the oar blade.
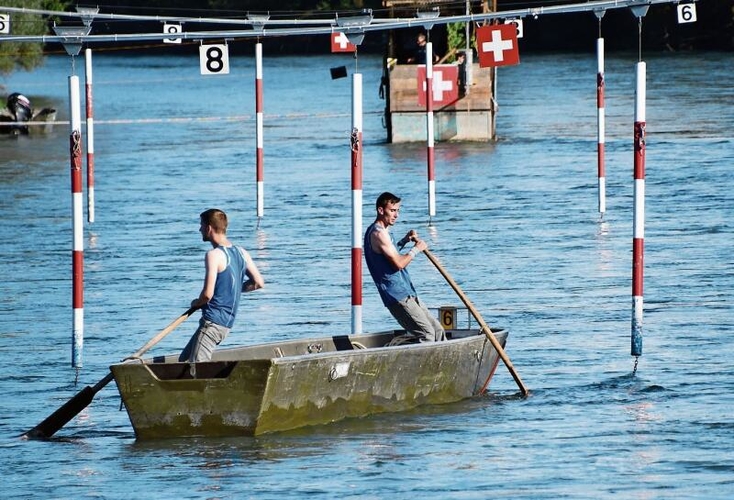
[21,307,195,440]
[22,385,97,439]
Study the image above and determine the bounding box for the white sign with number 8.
[504,18,524,39]
[163,23,182,44]
[199,44,230,75]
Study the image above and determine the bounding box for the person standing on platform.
[406,32,440,64]
[364,192,445,343]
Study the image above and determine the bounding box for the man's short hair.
[200,208,228,233]
[376,192,401,210]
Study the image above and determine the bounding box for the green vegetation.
[0,1,68,75]
[0,0,378,76]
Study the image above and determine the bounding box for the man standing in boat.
[179,208,265,363]
[364,192,445,343]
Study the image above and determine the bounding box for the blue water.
[1,48,733,498]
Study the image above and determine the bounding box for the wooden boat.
[110,327,508,440]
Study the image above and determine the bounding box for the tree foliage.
[0,0,69,75]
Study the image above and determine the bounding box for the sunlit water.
[1,49,733,498]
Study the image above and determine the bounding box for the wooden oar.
[22,305,198,440]
[423,249,529,396]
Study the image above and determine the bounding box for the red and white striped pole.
[255,42,264,221]
[69,75,84,370]
[351,72,364,335]
[425,41,436,220]
[84,48,95,224]
[596,37,606,218]
[631,61,646,358]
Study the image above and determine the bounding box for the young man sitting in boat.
[179,208,265,363]
[364,192,445,343]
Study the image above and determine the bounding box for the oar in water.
[22,306,198,440]
[423,249,530,396]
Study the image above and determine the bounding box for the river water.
[1,48,733,498]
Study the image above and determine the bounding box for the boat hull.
[110,328,508,439]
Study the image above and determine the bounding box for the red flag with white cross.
[476,24,520,68]
[331,32,357,53]
[417,65,459,107]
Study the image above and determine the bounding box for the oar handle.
[423,249,529,396]
[124,305,199,361]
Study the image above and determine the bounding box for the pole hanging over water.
[255,42,264,222]
[69,74,84,371]
[596,33,606,218]
[84,49,95,224]
[631,61,646,359]
[351,72,364,335]
[425,41,436,221]
[631,11,647,361]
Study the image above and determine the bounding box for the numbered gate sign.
[677,3,697,24]
[0,14,9,35]
[439,306,457,330]
[504,18,524,39]
[163,23,182,44]
[199,44,230,75]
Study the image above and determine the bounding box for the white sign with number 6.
[163,23,182,44]
[199,44,230,75]
[677,3,697,24]
[0,14,9,34]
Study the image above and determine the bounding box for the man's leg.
[179,318,229,363]
[388,296,442,342]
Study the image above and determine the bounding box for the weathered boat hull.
[110,328,508,440]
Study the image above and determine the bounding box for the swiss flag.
[476,24,520,67]
[331,32,357,53]
[417,65,459,107]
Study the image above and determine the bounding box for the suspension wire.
[0,0,686,45]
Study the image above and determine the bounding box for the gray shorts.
[179,318,230,363]
[387,295,445,342]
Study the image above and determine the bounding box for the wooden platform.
[387,63,497,142]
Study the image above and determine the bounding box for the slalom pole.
[351,71,364,335]
[631,60,646,361]
[596,36,606,218]
[84,49,95,224]
[69,75,84,374]
[425,41,436,221]
[255,42,264,223]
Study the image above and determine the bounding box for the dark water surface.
[1,50,733,498]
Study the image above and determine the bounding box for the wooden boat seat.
[146,361,238,380]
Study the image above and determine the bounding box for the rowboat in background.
[110,327,508,439]
[0,93,56,136]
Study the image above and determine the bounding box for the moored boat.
[0,93,56,135]
[110,327,508,439]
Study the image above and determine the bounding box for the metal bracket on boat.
[307,343,323,354]
[329,362,350,381]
